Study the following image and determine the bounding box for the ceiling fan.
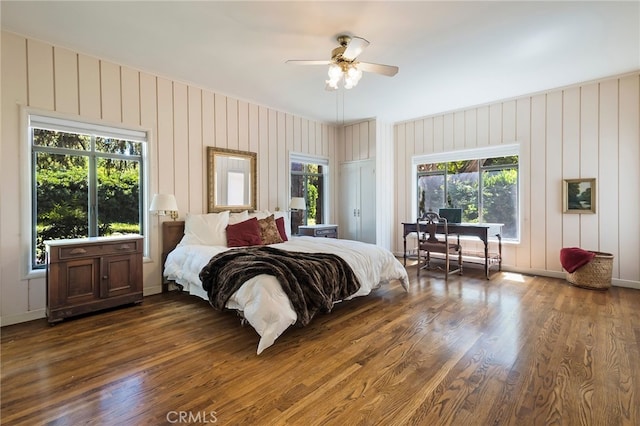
[286,35,399,90]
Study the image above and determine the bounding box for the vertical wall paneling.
[405,123,415,168]
[424,118,434,153]
[433,116,444,152]
[528,95,547,270]
[316,122,323,156]
[617,75,640,281]
[545,91,563,272]
[201,91,215,210]
[277,111,286,210]
[443,113,454,152]
[396,124,407,250]
[293,116,301,154]
[156,78,175,195]
[26,40,54,312]
[328,126,337,224]
[307,121,316,155]
[202,92,215,147]
[53,47,79,115]
[285,113,294,199]
[257,106,269,209]
[359,121,369,159]
[1,33,29,318]
[227,98,239,150]
[344,125,353,161]
[454,111,465,150]
[120,67,140,126]
[27,40,54,110]
[414,119,424,156]
[187,86,203,214]
[139,72,158,187]
[214,94,227,148]
[464,110,477,148]
[489,103,502,145]
[172,82,189,213]
[562,87,581,248]
[579,84,600,250]
[237,101,249,152]
[267,110,278,209]
[78,54,101,119]
[301,119,309,153]
[138,71,160,292]
[515,97,531,268]
[100,61,121,123]
[502,100,517,143]
[248,103,259,156]
[368,121,375,158]
[598,80,620,276]
[477,106,490,146]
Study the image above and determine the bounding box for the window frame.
[412,144,521,242]
[289,152,329,231]
[23,110,150,277]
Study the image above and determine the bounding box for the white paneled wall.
[0,32,337,325]
[394,73,640,288]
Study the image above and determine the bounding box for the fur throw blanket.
[199,246,361,326]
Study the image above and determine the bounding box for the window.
[290,154,328,235]
[29,114,147,270]
[415,145,519,240]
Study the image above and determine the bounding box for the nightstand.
[298,224,338,238]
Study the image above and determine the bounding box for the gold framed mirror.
[207,147,257,213]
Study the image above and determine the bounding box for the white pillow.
[229,210,250,225]
[179,211,230,246]
[248,210,271,220]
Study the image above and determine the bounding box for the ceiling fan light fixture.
[328,63,342,79]
[287,34,398,91]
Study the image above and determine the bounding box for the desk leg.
[497,234,502,272]
[403,235,407,266]
[484,240,490,279]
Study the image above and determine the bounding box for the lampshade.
[289,197,306,211]
[150,193,179,220]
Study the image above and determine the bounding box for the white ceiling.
[2,1,639,125]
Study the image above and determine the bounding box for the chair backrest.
[418,211,449,243]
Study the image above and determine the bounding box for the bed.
[163,210,409,354]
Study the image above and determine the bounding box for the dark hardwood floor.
[2,265,639,425]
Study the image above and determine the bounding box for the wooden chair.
[417,212,463,279]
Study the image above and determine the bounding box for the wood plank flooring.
[2,266,639,425]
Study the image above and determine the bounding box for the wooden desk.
[402,222,503,279]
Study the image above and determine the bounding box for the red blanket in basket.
[560,247,596,273]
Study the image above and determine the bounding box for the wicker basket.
[565,251,614,290]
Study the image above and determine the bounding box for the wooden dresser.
[45,235,143,323]
[298,224,338,238]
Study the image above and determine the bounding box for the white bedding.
[164,236,409,354]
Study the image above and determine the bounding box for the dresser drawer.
[315,228,337,237]
[299,225,338,238]
[50,237,143,261]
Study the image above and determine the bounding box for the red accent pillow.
[275,216,288,242]
[226,217,263,247]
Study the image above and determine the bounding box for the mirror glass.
[207,147,257,212]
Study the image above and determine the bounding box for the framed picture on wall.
[563,178,596,214]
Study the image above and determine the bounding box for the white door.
[339,159,376,243]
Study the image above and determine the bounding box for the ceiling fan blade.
[286,60,331,65]
[342,36,370,61]
[357,61,399,77]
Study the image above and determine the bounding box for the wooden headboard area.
[161,221,185,290]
